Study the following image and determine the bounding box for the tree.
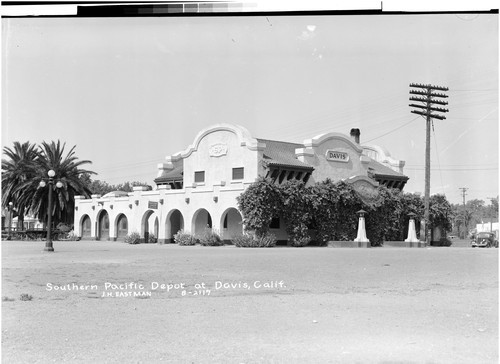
[16,141,95,227]
[277,180,312,247]
[115,181,152,192]
[366,186,403,245]
[489,197,499,218]
[79,174,114,195]
[309,180,362,244]
[399,192,424,240]
[1,141,40,229]
[429,194,454,234]
[79,173,153,195]
[309,179,341,245]
[236,177,281,238]
[332,181,363,241]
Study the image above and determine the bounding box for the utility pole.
[409,83,449,244]
[459,187,468,206]
[459,187,468,238]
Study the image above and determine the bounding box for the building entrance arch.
[80,215,92,240]
[166,209,184,244]
[141,210,156,243]
[221,208,243,243]
[192,208,212,236]
[116,214,128,241]
[97,210,110,240]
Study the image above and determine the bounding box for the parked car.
[471,232,498,248]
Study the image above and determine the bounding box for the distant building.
[73,124,408,243]
[1,210,43,231]
[11,216,44,230]
[476,221,499,238]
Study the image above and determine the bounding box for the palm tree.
[2,141,40,229]
[17,141,95,227]
[454,208,475,239]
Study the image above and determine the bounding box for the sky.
[1,1,498,205]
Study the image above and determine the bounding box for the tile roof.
[257,138,314,170]
[154,165,184,183]
[367,158,408,180]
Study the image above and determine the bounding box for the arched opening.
[98,210,110,241]
[166,209,184,244]
[116,214,128,241]
[141,210,154,243]
[80,215,92,240]
[221,208,243,244]
[192,208,212,236]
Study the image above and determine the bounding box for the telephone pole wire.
[409,83,449,245]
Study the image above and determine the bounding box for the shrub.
[19,293,33,301]
[66,231,80,241]
[174,230,197,246]
[56,223,72,233]
[431,237,452,247]
[289,235,311,247]
[124,232,141,245]
[198,228,224,246]
[237,177,282,237]
[232,233,276,248]
[232,234,254,247]
[147,233,157,244]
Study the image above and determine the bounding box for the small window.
[270,217,280,229]
[232,167,244,180]
[194,171,205,183]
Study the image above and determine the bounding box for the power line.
[364,116,420,143]
[405,163,497,167]
[405,167,498,171]
[449,89,497,92]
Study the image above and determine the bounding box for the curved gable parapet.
[362,144,391,160]
[363,144,406,171]
[303,132,364,153]
[346,175,380,188]
[166,123,262,161]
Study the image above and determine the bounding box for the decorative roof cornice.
[303,132,364,153]
[166,124,263,163]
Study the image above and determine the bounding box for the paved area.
[2,241,498,363]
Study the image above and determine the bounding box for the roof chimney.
[350,128,360,144]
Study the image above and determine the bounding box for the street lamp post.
[39,170,62,252]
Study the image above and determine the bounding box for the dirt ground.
[1,241,498,363]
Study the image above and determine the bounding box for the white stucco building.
[73,124,408,243]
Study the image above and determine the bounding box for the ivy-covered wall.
[237,177,453,246]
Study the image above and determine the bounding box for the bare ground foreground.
[1,241,498,364]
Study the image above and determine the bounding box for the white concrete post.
[405,214,419,243]
[354,209,370,244]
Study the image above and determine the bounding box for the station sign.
[325,150,349,163]
[148,201,158,209]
